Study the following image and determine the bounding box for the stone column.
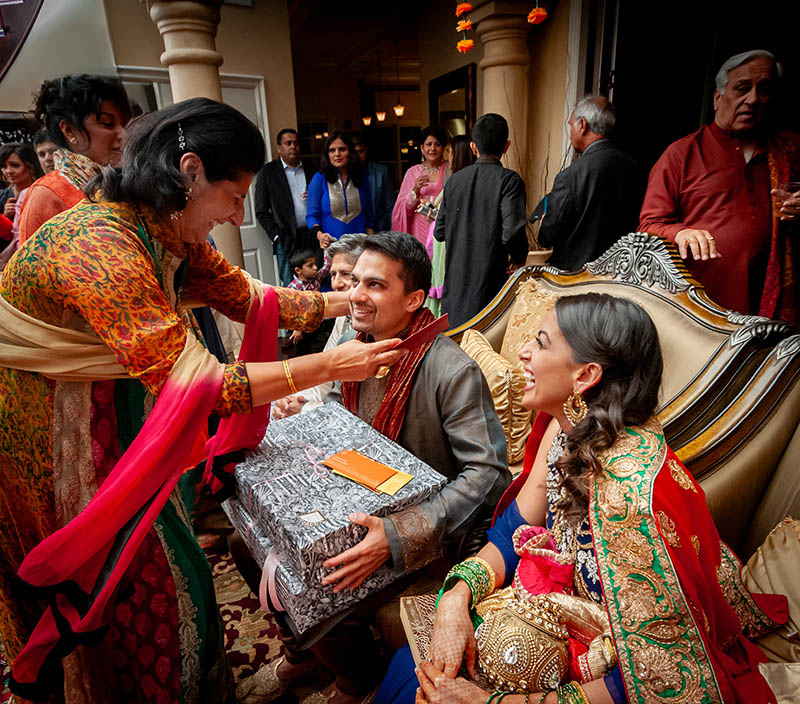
[473,2,532,180]
[149,0,244,266]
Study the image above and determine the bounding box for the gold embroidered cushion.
[460,329,532,464]
[500,279,559,369]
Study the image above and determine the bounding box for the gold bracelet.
[283,359,298,395]
[322,291,329,318]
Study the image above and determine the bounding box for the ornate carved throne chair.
[449,234,800,557]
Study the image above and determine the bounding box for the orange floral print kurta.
[0,199,323,702]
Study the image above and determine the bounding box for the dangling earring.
[171,186,193,220]
[563,388,588,425]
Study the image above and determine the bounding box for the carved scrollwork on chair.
[775,335,800,362]
[727,312,770,326]
[729,318,795,347]
[587,233,690,293]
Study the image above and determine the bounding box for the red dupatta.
[10,288,278,698]
[492,411,553,525]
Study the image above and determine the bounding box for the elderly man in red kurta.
[639,50,800,322]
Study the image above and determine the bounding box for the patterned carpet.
[0,512,330,704]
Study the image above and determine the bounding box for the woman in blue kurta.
[306,131,374,245]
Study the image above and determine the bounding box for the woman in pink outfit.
[391,125,447,247]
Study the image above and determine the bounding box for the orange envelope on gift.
[322,450,413,495]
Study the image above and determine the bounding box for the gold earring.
[69,137,77,144]
[563,388,588,425]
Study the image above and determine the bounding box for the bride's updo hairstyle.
[553,293,663,521]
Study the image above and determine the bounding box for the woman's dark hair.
[319,131,364,187]
[0,142,44,180]
[553,293,663,522]
[89,97,266,211]
[421,125,448,151]
[33,74,132,149]
[450,134,474,173]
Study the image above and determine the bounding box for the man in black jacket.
[434,113,529,328]
[537,96,642,270]
[254,128,318,285]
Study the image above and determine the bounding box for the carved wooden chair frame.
[446,233,800,483]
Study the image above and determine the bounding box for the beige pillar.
[473,3,532,180]
[149,0,244,267]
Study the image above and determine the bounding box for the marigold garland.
[457,38,475,53]
[455,2,474,53]
[527,5,547,23]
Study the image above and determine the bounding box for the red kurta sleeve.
[638,146,689,241]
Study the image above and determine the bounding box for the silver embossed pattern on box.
[227,402,447,633]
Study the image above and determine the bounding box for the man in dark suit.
[254,128,318,285]
[352,132,395,231]
[537,96,642,270]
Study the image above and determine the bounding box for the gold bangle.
[322,291,329,318]
[570,682,590,704]
[283,359,298,395]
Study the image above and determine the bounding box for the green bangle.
[555,683,586,704]
[442,558,493,609]
[484,691,507,704]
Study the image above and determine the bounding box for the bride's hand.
[428,582,478,680]
[416,660,486,704]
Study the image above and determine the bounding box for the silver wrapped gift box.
[225,402,447,633]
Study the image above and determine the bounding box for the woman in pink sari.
[391,125,447,247]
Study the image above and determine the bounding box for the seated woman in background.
[392,125,447,247]
[18,73,131,244]
[377,293,786,704]
[307,131,374,249]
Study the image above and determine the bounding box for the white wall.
[0,0,117,111]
